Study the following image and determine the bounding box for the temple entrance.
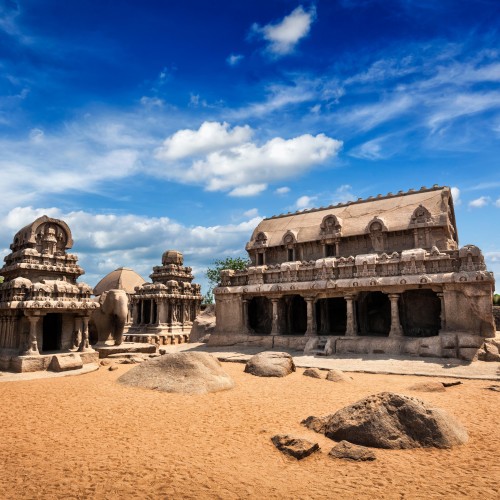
[281,295,307,335]
[400,290,441,337]
[143,299,151,324]
[357,292,391,336]
[42,313,62,352]
[316,298,346,334]
[248,297,272,334]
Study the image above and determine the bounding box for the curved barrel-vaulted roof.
[93,267,146,296]
[248,186,456,249]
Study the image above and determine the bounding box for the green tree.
[0,276,3,284]
[493,294,500,306]
[204,256,250,304]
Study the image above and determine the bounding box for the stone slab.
[49,353,83,372]
[96,343,157,358]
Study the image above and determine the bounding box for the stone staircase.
[310,337,328,356]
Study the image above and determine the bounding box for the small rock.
[303,368,323,379]
[329,441,376,461]
[485,385,500,392]
[271,435,320,460]
[109,365,118,371]
[326,369,352,382]
[442,381,462,388]
[100,359,113,366]
[408,382,446,392]
[149,353,161,358]
[301,415,328,434]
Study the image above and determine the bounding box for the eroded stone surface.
[118,351,234,394]
[271,435,320,460]
[329,441,376,461]
[303,392,468,449]
[244,351,296,377]
[408,381,446,392]
[303,367,323,379]
[326,369,352,382]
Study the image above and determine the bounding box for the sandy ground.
[1,362,499,499]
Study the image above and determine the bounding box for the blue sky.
[1,0,499,293]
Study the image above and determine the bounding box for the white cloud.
[229,184,267,197]
[251,5,316,56]
[495,198,500,208]
[469,196,490,208]
[156,122,342,195]
[275,186,290,195]
[140,96,164,108]
[227,54,244,66]
[451,186,461,206]
[0,206,262,294]
[243,208,259,218]
[349,137,384,160]
[296,195,317,209]
[155,121,252,160]
[331,184,356,204]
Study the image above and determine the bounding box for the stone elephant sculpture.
[91,289,129,346]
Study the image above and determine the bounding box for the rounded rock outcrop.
[117,351,234,394]
[244,351,296,377]
[302,392,468,449]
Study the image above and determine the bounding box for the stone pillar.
[305,297,317,336]
[413,228,419,248]
[140,300,144,325]
[322,244,327,258]
[242,298,249,332]
[271,298,280,335]
[345,295,357,336]
[22,315,40,355]
[335,241,340,256]
[437,292,446,332]
[0,317,5,348]
[132,302,139,325]
[79,316,94,352]
[73,316,82,349]
[388,294,403,337]
[150,300,155,325]
[157,301,166,325]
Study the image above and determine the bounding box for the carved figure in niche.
[320,215,342,237]
[369,221,385,252]
[411,204,432,224]
[255,232,268,247]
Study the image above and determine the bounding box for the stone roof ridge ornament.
[261,185,446,221]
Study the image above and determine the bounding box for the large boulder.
[302,392,468,449]
[118,351,234,394]
[190,305,216,343]
[244,351,296,377]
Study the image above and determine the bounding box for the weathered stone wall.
[493,306,500,331]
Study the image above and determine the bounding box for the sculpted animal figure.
[91,289,129,346]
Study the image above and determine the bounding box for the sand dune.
[0,362,498,499]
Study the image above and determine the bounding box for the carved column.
[157,301,166,325]
[242,298,249,332]
[413,229,419,248]
[437,292,446,332]
[79,315,94,352]
[140,300,144,325]
[22,314,40,355]
[271,298,280,335]
[150,300,155,325]
[73,316,82,349]
[388,294,403,337]
[345,295,357,336]
[305,297,317,336]
[132,302,139,325]
[0,317,5,348]
[335,240,340,256]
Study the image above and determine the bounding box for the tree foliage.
[494,294,500,306]
[203,256,250,304]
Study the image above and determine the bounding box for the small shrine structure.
[0,215,98,372]
[210,186,497,360]
[126,250,202,345]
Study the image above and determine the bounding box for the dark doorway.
[281,295,307,335]
[248,297,272,334]
[42,313,62,352]
[400,290,441,337]
[358,292,391,336]
[316,298,346,334]
[143,299,151,324]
